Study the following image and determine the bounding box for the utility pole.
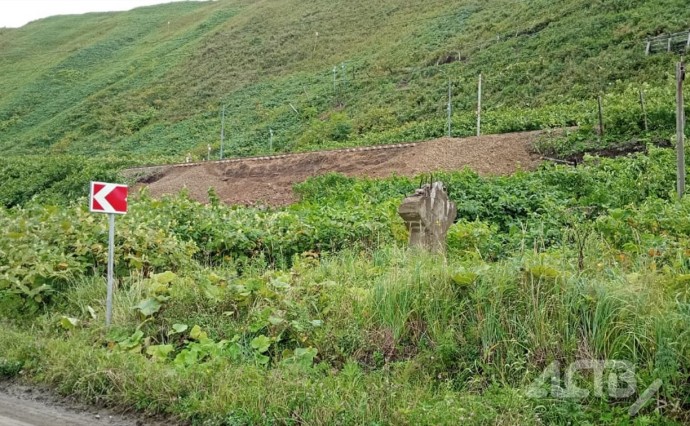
[269,128,274,154]
[447,79,452,137]
[676,60,686,198]
[220,105,226,160]
[476,73,482,137]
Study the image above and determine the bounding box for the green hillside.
[4,2,690,424]
[0,0,688,160]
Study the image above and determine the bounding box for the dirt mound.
[138,131,544,206]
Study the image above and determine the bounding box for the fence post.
[341,62,347,90]
[447,79,452,137]
[597,95,604,141]
[639,90,648,132]
[333,66,337,94]
[477,73,482,137]
[676,61,686,198]
[220,105,226,160]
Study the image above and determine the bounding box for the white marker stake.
[106,213,115,326]
[477,73,482,137]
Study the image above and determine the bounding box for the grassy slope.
[0,0,688,159]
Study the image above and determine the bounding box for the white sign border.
[89,181,128,215]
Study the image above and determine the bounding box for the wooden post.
[686,32,690,50]
[477,73,482,137]
[668,37,672,52]
[645,40,651,55]
[676,61,686,198]
[639,90,648,132]
[597,95,604,140]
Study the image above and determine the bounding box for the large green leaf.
[146,344,174,361]
[250,335,271,353]
[134,298,162,317]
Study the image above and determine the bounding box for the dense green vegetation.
[2,0,690,424]
[0,155,139,208]
[2,147,690,424]
[0,0,688,159]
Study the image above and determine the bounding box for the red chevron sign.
[90,182,128,214]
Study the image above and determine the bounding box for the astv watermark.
[525,359,663,416]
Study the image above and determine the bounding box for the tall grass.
[1,230,688,423]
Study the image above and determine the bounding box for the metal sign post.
[106,213,115,326]
[89,181,128,327]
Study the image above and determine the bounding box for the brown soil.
[135,131,544,206]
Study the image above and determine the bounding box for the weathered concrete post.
[398,181,457,252]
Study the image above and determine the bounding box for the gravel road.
[0,384,168,426]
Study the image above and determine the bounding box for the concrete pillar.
[398,182,457,252]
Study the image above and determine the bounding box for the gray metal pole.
[677,61,686,198]
[220,105,225,160]
[477,73,482,137]
[447,79,452,137]
[106,213,115,327]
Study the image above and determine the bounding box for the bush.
[447,220,499,259]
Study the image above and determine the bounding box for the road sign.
[89,181,127,327]
[90,182,128,214]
